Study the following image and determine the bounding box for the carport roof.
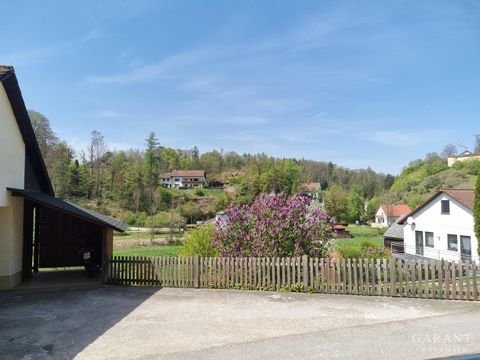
[8,188,127,232]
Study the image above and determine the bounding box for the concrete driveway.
[1,286,480,359]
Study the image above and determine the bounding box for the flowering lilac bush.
[213,193,334,257]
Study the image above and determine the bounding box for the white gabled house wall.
[373,207,388,227]
[0,83,25,288]
[403,193,478,263]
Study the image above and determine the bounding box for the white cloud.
[84,49,213,84]
[366,130,449,147]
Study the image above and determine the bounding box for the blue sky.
[1,0,479,174]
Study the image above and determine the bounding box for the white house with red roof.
[160,170,206,189]
[398,189,478,263]
[372,204,411,228]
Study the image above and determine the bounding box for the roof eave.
[1,68,54,195]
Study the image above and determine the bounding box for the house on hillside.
[372,204,411,228]
[398,189,478,262]
[0,65,126,289]
[301,182,321,200]
[160,170,206,189]
[302,182,321,192]
[447,150,480,167]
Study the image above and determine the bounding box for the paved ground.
[1,286,480,359]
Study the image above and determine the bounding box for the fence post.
[302,255,309,292]
[194,255,200,288]
[103,255,111,284]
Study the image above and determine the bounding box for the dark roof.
[161,170,205,178]
[459,150,472,156]
[0,65,53,195]
[398,189,474,224]
[8,188,127,232]
[383,220,404,240]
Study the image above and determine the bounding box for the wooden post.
[21,200,34,280]
[194,254,200,288]
[302,255,309,291]
[33,206,40,273]
[101,228,114,283]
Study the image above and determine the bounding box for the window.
[441,200,450,214]
[174,178,180,182]
[425,232,434,247]
[447,234,458,251]
[415,231,424,255]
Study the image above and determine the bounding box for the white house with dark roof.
[160,170,206,189]
[399,189,478,263]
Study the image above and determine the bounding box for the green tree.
[366,196,381,222]
[68,159,90,197]
[50,142,74,198]
[28,110,59,161]
[324,184,348,223]
[88,130,108,200]
[347,187,365,223]
[179,225,218,257]
[144,132,161,242]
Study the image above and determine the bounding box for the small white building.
[160,170,206,189]
[399,189,478,263]
[372,204,411,228]
[447,150,480,167]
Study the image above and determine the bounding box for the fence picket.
[466,262,472,301]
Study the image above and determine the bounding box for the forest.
[30,110,478,227]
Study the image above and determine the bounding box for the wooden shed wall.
[39,207,103,268]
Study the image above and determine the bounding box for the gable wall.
[0,83,25,288]
[0,83,25,205]
[404,194,478,262]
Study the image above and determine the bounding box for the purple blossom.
[212,193,334,257]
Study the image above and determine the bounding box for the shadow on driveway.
[0,285,159,359]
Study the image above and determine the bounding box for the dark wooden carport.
[8,188,126,282]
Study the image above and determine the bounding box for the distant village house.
[447,150,480,167]
[160,170,206,189]
[372,204,411,228]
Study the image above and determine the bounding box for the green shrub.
[121,211,137,225]
[337,240,389,259]
[336,244,362,259]
[179,225,218,257]
[135,212,148,227]
[194,188,205,197]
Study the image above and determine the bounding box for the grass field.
[113,225,385,257]
[114,231,185,241]
[113,245,182,257]
[335,225,384,248]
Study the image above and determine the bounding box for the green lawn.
[114,231,185,241]
[335,225,384,248]
[113,245,182,257]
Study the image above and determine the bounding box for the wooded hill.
[29,110,479,226]
[389,154,479,209]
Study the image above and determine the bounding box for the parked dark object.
[79,247,99,278]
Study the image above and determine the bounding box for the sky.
[1,0,479,174]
